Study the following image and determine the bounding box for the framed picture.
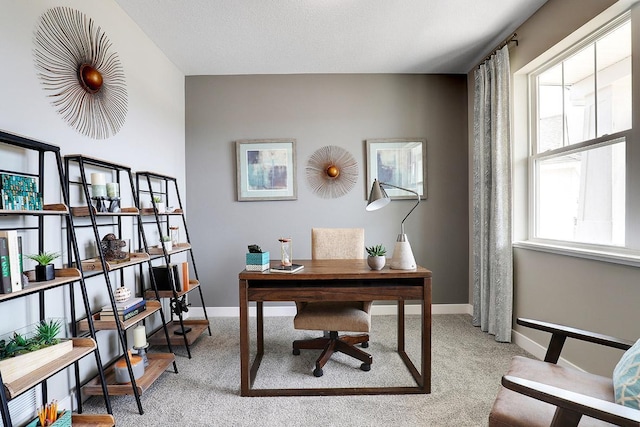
[235,139,297,201]
[365,138,427,200]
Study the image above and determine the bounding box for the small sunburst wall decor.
[306,145,358,199]
[33,7,128,139]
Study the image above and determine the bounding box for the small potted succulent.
[160,235,172,252]
[153,195,165,214]
[365,245,387,270]
[24,251,60,281]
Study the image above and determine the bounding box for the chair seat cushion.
[294,301,371,333]
[489,356,617,427]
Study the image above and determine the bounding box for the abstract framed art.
[235,139,297,201]
[365,138,427,200]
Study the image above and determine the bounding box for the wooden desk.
[239,259,432,396]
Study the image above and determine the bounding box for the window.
[530,15,631,248]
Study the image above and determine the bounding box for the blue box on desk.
[246,252,269,271]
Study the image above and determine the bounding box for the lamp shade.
[366,179,391,211]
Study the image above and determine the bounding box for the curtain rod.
[480,33,518,65]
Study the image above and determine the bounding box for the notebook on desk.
[269,264,304,273]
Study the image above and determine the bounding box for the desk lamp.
[366,179,420,270]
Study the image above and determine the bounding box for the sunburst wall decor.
[306,145,358,199]
[33,7,128,139]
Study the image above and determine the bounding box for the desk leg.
[397,300,405,353]
[239,279,250,396]
[423,277,432,393]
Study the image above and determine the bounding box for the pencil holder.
[26,410,71,427]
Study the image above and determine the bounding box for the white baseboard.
[188,303,473,318]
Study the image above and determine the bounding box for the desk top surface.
[239,259,431,280]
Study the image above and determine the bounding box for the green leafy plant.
[152,196,162,203]
[365,245,387,257]
[0,319,62,360]
[161,235,171,242]
[24,251,60,266]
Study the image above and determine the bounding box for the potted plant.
[365,245,387,270]
[153,195,165,213]
[0,319,72,384]
[160,235,172,252]
[24,251,60,281]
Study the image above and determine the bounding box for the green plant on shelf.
[152,196,162,203]
[365,245,387,257]
[161,235,171,242]
[24,251,60,266]
[0,319,62,360]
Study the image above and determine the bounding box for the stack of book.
[0,230,23,294]
[100,297,146,321]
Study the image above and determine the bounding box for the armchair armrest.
[502,375,640,427]
[517,318,634,363]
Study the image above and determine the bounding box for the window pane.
[564,45,595,144]
[537,64,563,152]
[536,140,625,245]
[596,21,632,136]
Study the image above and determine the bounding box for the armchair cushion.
[613,338,640,409]
[489,356,615,427]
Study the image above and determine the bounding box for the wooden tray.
[3,338,96,399]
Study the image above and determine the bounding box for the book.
[101,296,144,312]
[269,264,304,274]
[0,237,11,294]
[152,264,182,291]
[0,230,21,292]
[101,298,146,315]
[100,305,147,321]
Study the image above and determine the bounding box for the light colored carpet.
[82,314,531,426]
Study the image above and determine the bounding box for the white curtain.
[472,45,513,343]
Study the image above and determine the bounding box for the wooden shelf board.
[82,352,175,396]
[148,319,209,346]
[77,300,161,331]
[72,206,139,217]
[81,252,150,272]
[144,279,200,299]
[139,208,183,216]
[0,268,81,302]
[147,242,191,255]
[0,204,69,216]
[71,413,115,427]
[3,338,96,399]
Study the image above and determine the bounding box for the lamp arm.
[379,182,420,235]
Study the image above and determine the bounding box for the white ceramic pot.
[367,255,386,270]
[161,241,173,252]
[155,202,165,213]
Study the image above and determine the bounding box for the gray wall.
[185,74,468,309]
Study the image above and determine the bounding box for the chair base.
[293,331,372,377]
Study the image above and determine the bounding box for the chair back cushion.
[613,338,640,409]
[311,228,365,260]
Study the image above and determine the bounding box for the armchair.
[292,228,373,377]
[489,318,640,427]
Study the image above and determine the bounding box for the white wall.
[0,0,185,417]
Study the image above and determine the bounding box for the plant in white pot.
[24,251,60,281]
[365,245,387,270]
[160,235,172,252]
[153,195,165,213]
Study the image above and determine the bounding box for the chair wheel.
[293,348,300,355]
[313,367,324,377]
[361,341,369,348]
[360,363,371,372]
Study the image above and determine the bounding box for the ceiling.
[114,0,548,76]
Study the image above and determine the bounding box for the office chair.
[292,228,373,377]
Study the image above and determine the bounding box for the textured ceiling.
[114,0,548,76]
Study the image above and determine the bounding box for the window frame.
[519,10,637,263]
